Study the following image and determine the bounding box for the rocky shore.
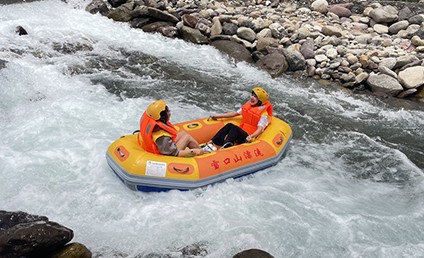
[0,210,275,257]
[84,0,424,103]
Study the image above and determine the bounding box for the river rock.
[398,66,424,89]
[233,249,274,258]
[256,52,289,77]
[328,4,352,18]
[142,21,174,33]
[394,55,419,69]
[210,17,222,36]
[378,65,397,79]
[256,37,279,51]
[411,35,424,46]
[300,38,315,59]
[0,211,74,258]
[146,7,179,23]
[0,59,7,70]
[368,6,398,23]
[222,22,238,35]
[398,7,413,21]
[107,1,134,22]
[367,73,404,96]
[108,0,126,8]
[397,88,418,98]
[237,27,256,42]
[282,48,306,71]
[178,24,209,44]
[311,0,328,14]
[182,14,198,28]
[321,26,342,37]
[85,0,109,15]
[355,72,369,84]
[210,40,253,63]
[50,242,92,258]
[388,20,409,34]
[408,14,424,24]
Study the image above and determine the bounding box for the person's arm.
[246,126,264,142]
[210,111,240,120]
[246,115,269,142]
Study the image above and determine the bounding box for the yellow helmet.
[252,87,269,103]
[146,100,167,120]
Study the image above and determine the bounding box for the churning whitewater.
[0,0,423,257]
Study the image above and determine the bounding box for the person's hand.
[246,135,254,142]
[209,115,218,120]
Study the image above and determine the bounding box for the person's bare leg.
[175,131,200,150]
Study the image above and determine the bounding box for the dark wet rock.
[15,26,27,35]
[132,5,149,18]
[0,211,73,258]
[233,248,275,258]
[108,0,127,8]
[0,210,48,231]
[130,17,151,28]
[210,39,253,63]
[0,59,7,70]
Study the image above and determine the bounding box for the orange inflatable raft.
[106,116,292,191]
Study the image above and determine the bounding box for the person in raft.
[139,100,204,157]
[203,87,273,151]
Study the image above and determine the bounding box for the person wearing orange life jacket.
[139,100,204,157]
[204,87,273,150]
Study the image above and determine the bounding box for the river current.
[1,1,423,257]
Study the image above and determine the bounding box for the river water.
[1,1,423,257]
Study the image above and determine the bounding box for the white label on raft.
[145,161,167,177]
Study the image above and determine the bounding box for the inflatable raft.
[106,116,292,192]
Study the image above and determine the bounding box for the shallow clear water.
[1,1,423,257]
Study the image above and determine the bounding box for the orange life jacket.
[138,112,178,154]
[240,101,273,135]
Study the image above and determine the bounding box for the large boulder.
[398,66,424,89]
[210,39,253,63]
[256,52,289,77]
[367,73,404,96]
[0,211,74,258]
[282,49,306,71]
